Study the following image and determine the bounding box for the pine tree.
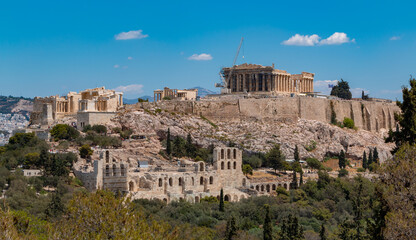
[373,147,379,164]
[280,215,304,240]
[166,128,172,156]
[339,150,346,169]
[219,188,225,212]
[362,151,368,169]
[225,216,237,240]
[263,204,273,240]
[320,223,327,240]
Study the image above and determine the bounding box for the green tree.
[294,145,300,162]
[338,168,348,177]
[219,188,225,212]
[330,101,337,125]
[24,152,40,168]
[45,193,64,219]
[172,136,186,157]
[373,147,379,164]
[291,170,298,190]
[279,214,304,240]
[185,133,197,158]
[330,79,352,100]
[50,124,79,141]
[242,164,253,177]
[263,204,273,240]
[368,149,373,166]
[79,144,93,159]
[225,216,237,240]
[386,78,416,152]
[306,158,323,170]
[166,128,172,156]
[265,144,286,173]
[362,151,368,169]
[299,169,303,187]
[361,90,369,100]
[339,150,346,169]
[320,223,327,240]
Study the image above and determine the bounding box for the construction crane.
[215,37,244,94]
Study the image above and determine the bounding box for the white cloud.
[188,53,213,61]
[390,36,401,41]
[282,34,320,46]
[113,84,144,96]
[115,30,148,40]
[113,64,120,68]
[282,32,354,46]
[320,32,354,45]
[127,56,133,60]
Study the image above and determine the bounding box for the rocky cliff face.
[109,108,394,163]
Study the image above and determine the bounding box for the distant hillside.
[0,96,33,115]
[192,87,218,97]
[124,96,154,105]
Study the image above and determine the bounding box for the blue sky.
[1,0,415,100]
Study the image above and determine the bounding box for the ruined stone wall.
[131,97,400,132]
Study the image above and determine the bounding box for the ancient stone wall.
[131,97,400,132]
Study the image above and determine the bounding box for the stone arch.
[221,149,224,159]
[240,195,245,200]
[234,195,238,201]
[284,183,288,190]
[227,162,231,169]
[261,185,264,192]
[129,181,134,191]
[256,185,260,191]
[266,184,270,192]
[112,164,117,176]
[169,177,173,186]
[158,178,163,187]
[233,149,237,159]
[242,178,246,187]
[195,196,200,203]
[200,176,204,185]
[191,177,195,185]
[227,149,231,159]
[105,151,110,163]
[221,162,224,170]
[224,194,231,202]
[120,164,125,176]
[163,198,168,203]
[199,162,205,171]
[209,176,214,184]
[105,165,110,176]
[233,161,236,169]
[179,177,183,186]
[272,184,276,190]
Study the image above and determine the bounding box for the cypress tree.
[339,150,346,169]
[225,216,237,240]
[166,128,172,156]
[294,145,300,162]
[368,149,373,166]
[373,147,379,164]
[263,204,273,240]
[362,151,368,169]
[320,223,327,240]
[299,169,303,186]
[45,193,64,219]
[219,188,225,212]
[291,170,298,189]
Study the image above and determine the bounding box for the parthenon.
[222,63,314,94]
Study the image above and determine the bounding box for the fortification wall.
[129,97,400,132]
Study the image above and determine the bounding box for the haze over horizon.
[1,0,416,100]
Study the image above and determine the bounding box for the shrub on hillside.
[343,117,355,129]
[50,124,79,141]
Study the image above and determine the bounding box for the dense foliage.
[330,79,352,100]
